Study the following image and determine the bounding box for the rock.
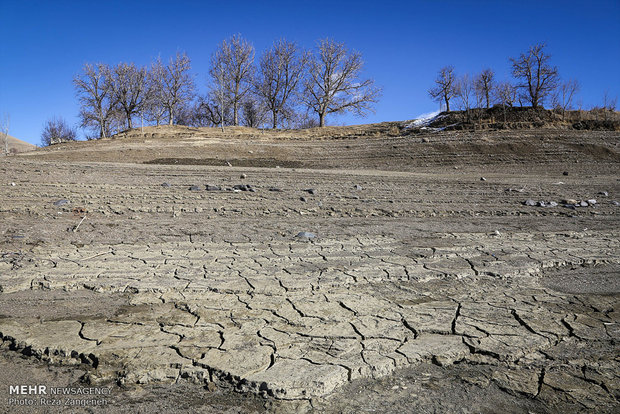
[524,199,537,206]
[233,184,252,192]
[10,182,15,186]
[354,184,363,190]
[612,201,620,206]
[268,187,282,192]
[579,201,588,207]
[562,199,578,205]
[53,199,69,206]
[549,201,558,207]
[205,185,221,191]
[295,231,316,239]
[304,189,316,195]
[587,199,597,205]
[161,182,171,188]
[563,171,569,176]
[598,191,608,197]
[537,201,546,207]
[480,177,486,181]
[226,161,232,167]
[189,186,201,191]
[422,138,429,143]
[300,196,307,202]
[240,174,247,179]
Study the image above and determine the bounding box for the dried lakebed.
[0,158,619,412]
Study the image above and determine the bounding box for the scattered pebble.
[295,231,316,239]
[189,185,201,191]
[10,182,15,186]
[524,199,537,206]
[161,182,171,187]
[612,201,620,206]
[480,177,486,181]
[579,201,588,207]
[53,199,70,206]
[240,174,247,179]
[354,184,363,190]
[563,171,569,176]
[300,196,307,202]
[598,191,608,197]
[226,161,232,167]
[205,185,222,191]
[587,199,597,205]
[233,184,254,192]
[268,187,283,192]
[304,189,316,195]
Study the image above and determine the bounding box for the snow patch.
[406,110,443,128]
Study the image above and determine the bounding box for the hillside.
[19,112,620,173]
[2,134,36,154]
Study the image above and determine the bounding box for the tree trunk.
[126,111,132,129]
[445,96,450,112]
[272,110,278,129]
[233,103,238,126]
[485,91,490,109]
[319,112,325,127]
[168,110,174,125]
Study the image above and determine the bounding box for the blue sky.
[1,0,619,145]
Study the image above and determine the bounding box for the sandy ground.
[0,126,619,413]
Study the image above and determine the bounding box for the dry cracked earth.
[0,127,619,413]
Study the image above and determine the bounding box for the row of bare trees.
[73,36,381,139]
[428,43,583,113]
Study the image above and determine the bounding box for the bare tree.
[456,74,474,111]
[495,81,518,107]
[429,66,457,112]
[255,39,308,128]
[146,57,168,126]
[475,69,494,109]
[74,63,116,138]
[1,114,9,155]
[209,34,255,126]
[552,79,580,112]
[510,43,559,109]
[603,90,617,111]
[155,52,195,125]
[302,38,381,127]
[241,97,268,128]
[108,62,149,129]
[41,117,77,146]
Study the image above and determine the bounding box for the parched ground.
[0,125,619,413]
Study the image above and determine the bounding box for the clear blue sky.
[1,0,619,145]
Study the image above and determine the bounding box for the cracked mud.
[1,129,619,412]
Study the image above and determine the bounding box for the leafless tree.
[1,114,9,155]
[456,74,474,111]
[603,90,617,111]
[153,52,196,125]
[510,43,559,109]
[108,62,149,129]
[74,63,116,138]
[429,66,457,112]
[302,38,380,127]
[41,116,77,146]
[475,69,494,109]
[241,97,268,128]
[209,34,255,126]
[255,39,308,128]
[552,79,580,112]
[495,81,518,107]
[146,57,168,126]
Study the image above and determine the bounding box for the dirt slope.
[2,134,36,154]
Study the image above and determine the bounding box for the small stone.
[233,184,249,191]
[537,201,546,207]
[240,174,247,179]
[161,182,171,187]
[563,171,569,176]
[480,177,486,181]
[354,184,363,190]
[226,161,232,167]
[268,187,282,192]
[422,138,429,143]
[524,199,536,206]
[295,231,316,239]
[300,196,307,202]
[189,185,201,191]
[304,189,316,195]
[53,199,69,206]
[391,385,399,390]
[579,201,588,207]
[612,201,620,206]
[562,199,577,205]
[493,230,501,236]
[598,191,608,197]
[549,201,558,207]
[10,182,15,186]
[205,185,221,191]
[587,199,597,205]
[205,382,217,392]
